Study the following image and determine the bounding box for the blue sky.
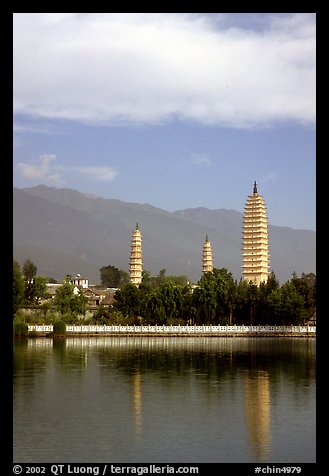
[13,13,316,231]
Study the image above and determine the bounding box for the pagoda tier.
[242,182,270,286]
[129,223,143,285]
[202,235,213,274]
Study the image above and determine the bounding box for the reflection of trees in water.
[94,336,315,460]
[52,338,88,372]
[13,339,52,392]
[14,337,316,390]
[94,337,315,387]
[14,337,315,462]
[14,338,90,393]
[95,337,241,387]
[93,337,314,463]
[236,338,316,404]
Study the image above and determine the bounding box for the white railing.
[28,324,316,334]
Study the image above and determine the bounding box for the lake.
[13,336,316,463]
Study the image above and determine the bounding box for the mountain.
[13,185,316,284]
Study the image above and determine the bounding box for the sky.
[13,13,316,231]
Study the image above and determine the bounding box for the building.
[202,235,213,274]
[45,283,63,298]
[72,274,89,289]
[129,223,143,285]
[242,181,270,286]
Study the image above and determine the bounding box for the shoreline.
[38,333,315,338]
[27,324,316,338]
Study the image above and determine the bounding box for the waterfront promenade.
[28,324,316,337]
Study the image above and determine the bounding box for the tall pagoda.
[242,181,270,286]
[202,234,213,274]
[129,223,143,285]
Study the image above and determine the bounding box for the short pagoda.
[242,181,270,286]
[202,234,213,274]
[129,223,143,285]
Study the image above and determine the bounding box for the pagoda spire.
[253,180,258,194]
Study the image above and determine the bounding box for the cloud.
[13,13,315,128]
[16,154,63,184]
[75,166,119,181]
[261,172,277,183]
[16,155,118,184]
[191,152,211,167]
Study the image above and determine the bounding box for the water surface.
[13,337,316,463]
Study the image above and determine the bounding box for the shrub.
[62,313,79,324]
[98,317,109,325]
[47,311,61,323]
[13,321,28,338]
[53,320,67,336]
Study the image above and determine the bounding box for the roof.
[100,293,116,305]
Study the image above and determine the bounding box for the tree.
[13,260,25,315]
[164,275,188,286]
[54,282,88,316]
[113,283,141,318]
[192,268,236,324]
[71,290,88,315]
[54,282,74,315]
[29,275,49,305]
[140,280,185,324]
[22,259,37,283]
[290,272,316,322]
[247,282,259,325]
[192,273,218,324]
[267,280,306,325]
[234,280,250,324]
[178,283,194,324]
[265,271,280,293]
[142,288,167,323]
[141,269,188,289]
[22,259,38,303]
[256,271,280,324]
[100,265,129,288]
[233,280,259,325]
[156,268,167,286]
[212,268,236,324]
[141,270,152,286]
[157,280,183,323]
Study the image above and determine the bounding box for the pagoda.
[202,234,213,274]
[129,223,143,285]
[242,181,270,285]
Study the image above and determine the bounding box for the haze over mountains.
[13,185,316,285]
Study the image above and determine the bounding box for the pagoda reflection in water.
[244,370,272,461]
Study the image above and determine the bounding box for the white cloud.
[16,154,63,184]
[191,152,211,166]
[261,172,277,183]
[13,13,315,128]
[75,166,119,181]
[13,121,65,136]
[16,154,118,184]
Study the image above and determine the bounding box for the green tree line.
[13,259,316,326]
[112,268,316,326]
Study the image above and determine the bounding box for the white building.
[72,274,89,289]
